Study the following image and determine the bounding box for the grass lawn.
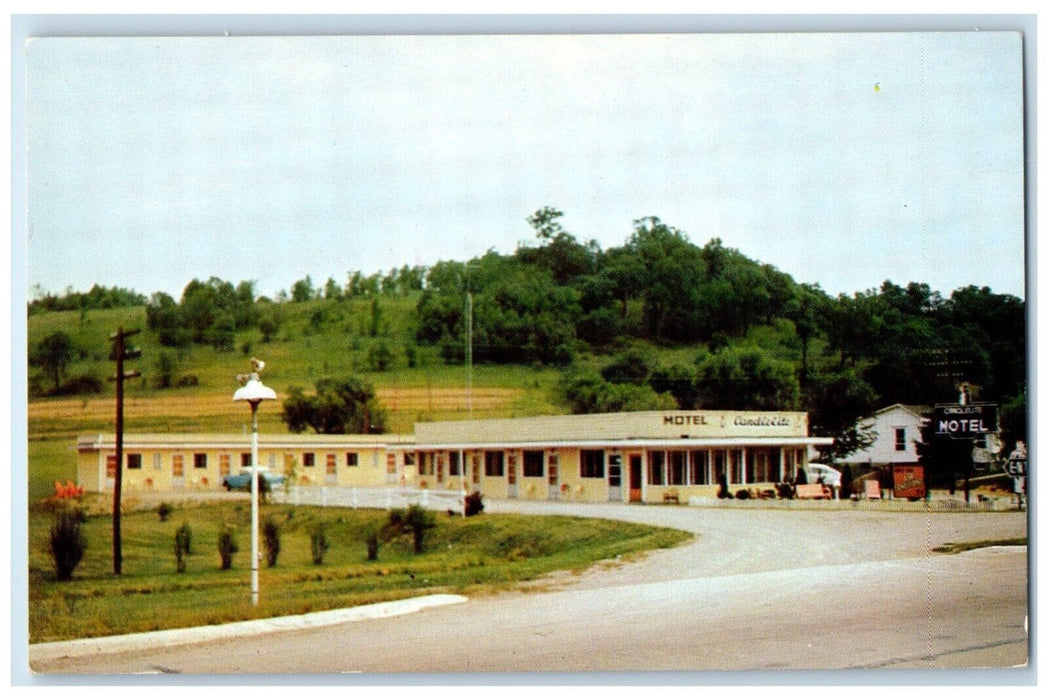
[29,499,691,643]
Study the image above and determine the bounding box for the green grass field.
[29,500,691,642]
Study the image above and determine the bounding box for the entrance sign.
[893,465,926,499]
[932,404,998,439]
[1005,458,1026,477]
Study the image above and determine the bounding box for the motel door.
[628,454,643,503]
[607,454,622,502]
[507,453,518,499]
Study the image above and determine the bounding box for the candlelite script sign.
[932,404,998,438]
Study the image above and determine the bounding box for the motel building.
[77,410,833,504]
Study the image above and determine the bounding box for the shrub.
[405,505,436,554]
[175,374,199,388]
[49,508,87,581]
[217,526,239,570]
[54,373,105,396]
[262,516,281,568]
[310,522,330,565]
[464,491,485,517]
[174,523,192,573]
[735,489,751,500]
[717,470,731,499]
[157,501,174,522]
[365,529,380,561]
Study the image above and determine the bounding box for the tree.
[291,275,316,303]
[526,206,565,241]
[805,370,880,462]
[281,377,389,434]
[31,331,78,391]
[694,346,801,411]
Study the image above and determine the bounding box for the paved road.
[29,493,1029,674]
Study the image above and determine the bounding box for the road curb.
[28,594,468,663]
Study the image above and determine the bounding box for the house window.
[193,453,207,469]
[895,428,907,451]
[580,450,605,478]
[448,451,460,476]
[346,452,359,467]
[303,452,315,467]
[484,451,505,477]
[241,452,252,467]
[523,450,544,478]
[127,453,142,470]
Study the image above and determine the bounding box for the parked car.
[804,463,842,488]
[222,470,285,491]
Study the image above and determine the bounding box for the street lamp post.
[233,358,276,606]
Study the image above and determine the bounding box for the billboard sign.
[893,465,926,499]
[932,404,998,439]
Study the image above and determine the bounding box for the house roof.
[873,403,930,419]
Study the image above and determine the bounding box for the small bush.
[735,489,751,500]
[310,522,330,565]
[174,523,192,573]
[217,526,239,570]
[464,491,485,517]
[157,501,174,522]
[365,530,380,561]
[405,505,436,554]
[717,471,731,499]
[174,374,199,388]
[49,508,87,581]
[262,516,281,568]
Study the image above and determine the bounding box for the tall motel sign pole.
[109,327,141,576]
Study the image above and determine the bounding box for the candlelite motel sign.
[932,403,998,439]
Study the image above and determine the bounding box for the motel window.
[895,428,907,451]
[241,452,251,467]
[647,451,665,486]
[667,451,686,485]
[127,453,142,470]
[403,452,416,466]
[303,452,315,467]
[484,451,505,477]
[752,449,773,483]
[690,451,710,485]
[193,453,207,469]
[449,451,460,476]
[346,452,359,467]
[523,450,544,478]
[714,451,727,484]
[580,450,605,479]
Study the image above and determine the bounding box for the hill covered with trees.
[28,207,1027,462]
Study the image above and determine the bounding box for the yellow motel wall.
[76,434,406,494]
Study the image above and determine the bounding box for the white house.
[838,404,928,470]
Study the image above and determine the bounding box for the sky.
[23,31,1027,301]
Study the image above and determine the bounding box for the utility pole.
[109,327,141,576]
